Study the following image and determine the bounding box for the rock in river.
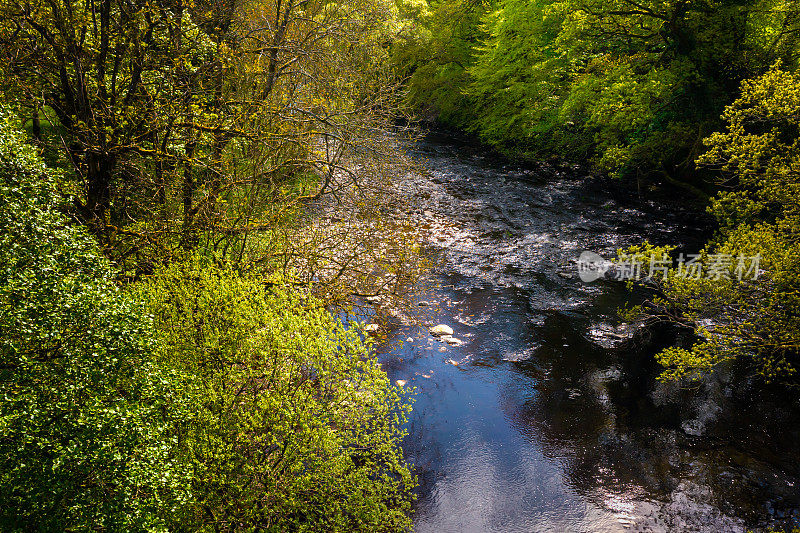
[441,335,464,346]
[430,324,454,336]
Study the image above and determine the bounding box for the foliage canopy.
[0,115,416,530]
[622,65,800,384]
[0,112,193,530]
[398,0,800,182]
[136,260,416,531]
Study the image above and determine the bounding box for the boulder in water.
[441,335,463,346]
[430,324,454,336]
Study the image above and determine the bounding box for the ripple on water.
[380,132,797,533]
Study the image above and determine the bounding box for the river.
[375,130,800,532]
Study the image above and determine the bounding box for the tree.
[626,64,800,384]
[393,0,487,126]
[0,112,193,530]
[398,0,800,183]
[0,109,417,530]
[464,0,577,155]
[136,259,416,531]
[0,0,411,272]
[552,0,763,178]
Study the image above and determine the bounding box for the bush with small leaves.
[136,260,416,531]
[0,114,194,530]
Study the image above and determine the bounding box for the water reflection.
[376,131,800,532]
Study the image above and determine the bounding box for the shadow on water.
[375,130,800,532]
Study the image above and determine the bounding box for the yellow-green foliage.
[393,0,489,126]
[629,65,800,384]
[135,260,415,531]
[464,0,576,156]
[0,114,416,530]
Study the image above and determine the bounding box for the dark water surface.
[376,131,800,532]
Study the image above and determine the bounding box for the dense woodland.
[0,0,421,529]
[1,0,800,529]
[397,0,800,386]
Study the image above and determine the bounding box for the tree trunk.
[85,151,115,229]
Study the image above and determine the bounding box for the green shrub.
[0,115,193,530]
[136,260,415,532]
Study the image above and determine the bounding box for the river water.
[376,131,800,532]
